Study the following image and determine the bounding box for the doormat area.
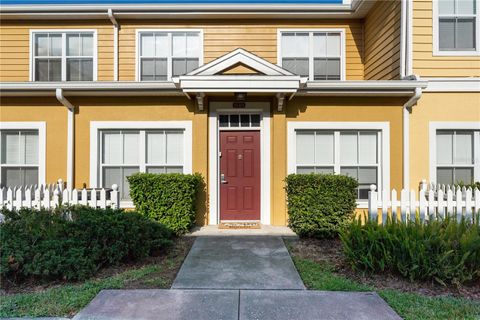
[219,221,261,229]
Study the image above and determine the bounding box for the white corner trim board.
[208,102,271,225]
[89,121,193,188]
[287,121,390,208]
[0,121,46,186]
[428,121,480,183]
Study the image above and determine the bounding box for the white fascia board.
[0,3,352,12]
[0,2,377,20]
[305,80,428,90]
[0,81,177,90]
[178,79,301,93]
[0,82,182,96]
[423,78,480,92]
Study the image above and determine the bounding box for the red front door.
[220,131,261,221]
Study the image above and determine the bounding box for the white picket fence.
[367,182,480,224]
[0,179,120,216]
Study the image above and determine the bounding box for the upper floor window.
[435,0,480,54]
[279,30,344,80]
[32,31,97,81]
[137,31,202,81]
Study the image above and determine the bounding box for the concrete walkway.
[73,289,402,320]
[72,235,402,320]
[172,236,305,289]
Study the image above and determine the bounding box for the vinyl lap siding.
[119,20,364,80]
[413,0,480,77]
[0,20,364,81]
[0,21,114,81]
[364,0,401,80]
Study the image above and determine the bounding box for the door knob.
[221,173,228,184]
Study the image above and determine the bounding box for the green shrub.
[340,216,480,285]
[128,173,204,235]
[285,174,358,238]
[0,206,173,282]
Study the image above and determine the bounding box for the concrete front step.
[73,289,402,320]
[171,236,305,290]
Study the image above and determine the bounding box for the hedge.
[128,173,204,235]
[340,217,480,285]
[0,206,173,282]
[285,174,358,238]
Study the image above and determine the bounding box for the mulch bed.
[287,238,480,300]
[1,236,194,295]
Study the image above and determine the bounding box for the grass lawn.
[0,237,193,318]
[292,255,480,320]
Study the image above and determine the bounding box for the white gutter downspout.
[402,81,422,191]
[108,9,119,81]
[400,0,407,78]
[56,88,75,190]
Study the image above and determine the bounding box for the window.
[435,130,480,185]
[99,129,185,200]
[279,30,344,80]
[0,130,39,188]
[435,0,479,54]
[32,31,96,81]
[295,130,380,200]
[138,31,202,81]
[219,114,261,128]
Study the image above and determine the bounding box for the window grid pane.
[0,130,40,188]
[295,130,380,200]
[438,0,477,51]
[34,32,94,81]
[282,31,342,80]
[139,31,201,81]
[100,129,185,200]
[436,130,478,185]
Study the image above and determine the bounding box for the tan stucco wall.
[409,92,480,188]
[268,96,406,225]
[0,97,68,183]
[0,97,209,225]
[2,95,422,227]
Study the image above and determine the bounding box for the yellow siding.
[118,20,364,80]
[412,0,480,77]
[0,21,114,81]
[0,19,365,81]
[364,0,401,80]
[409,93,480,188]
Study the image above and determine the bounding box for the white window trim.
[29,29,98,82]
[287,121,390,208]
[429,121,480,184]
[90,121,193,207]
[135,29,204,81]
[0,122,46,186]
[208,102,271,225]
[432,0,480,56]
[277,28,346,81]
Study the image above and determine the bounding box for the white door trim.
[208,102,271,225]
